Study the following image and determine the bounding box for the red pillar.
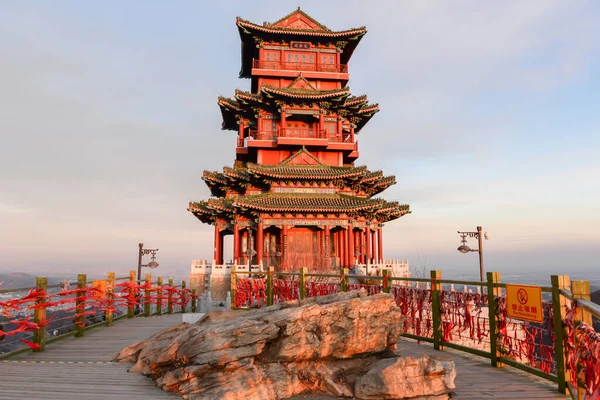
[347,223,354,267]
[213,225,219,263]
[372,227,377,264]
[257,220,264,265]
[238,121,245,145]
[337,230,345,267]
[282,225,288,270]
[357,230,365,264]
[319,113,324,133]
[365,225,371,265]
[280,107,287,134]
[325,226,331,267]
[233,223,240,264]
[378,227,383,263]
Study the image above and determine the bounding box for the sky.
[0,1,599,282]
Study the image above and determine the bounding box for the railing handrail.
[231,268,599,398]
[252,59,348,74]
[241,128,352,146]
[576,298,600,318]
[0,270,196,360]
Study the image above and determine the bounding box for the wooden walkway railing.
[0,270,197,359]
[231,266,600,399]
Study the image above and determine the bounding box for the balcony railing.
[238,129,356,148]
[253,59,348,74]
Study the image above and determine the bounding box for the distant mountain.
[0,273,64,291]
[0,273,36,290]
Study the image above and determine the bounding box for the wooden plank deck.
[398,338,568,399]
[0,314,568,399]
[0,315,182,399]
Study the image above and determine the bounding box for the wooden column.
[357,230,363,263]
[365,225,371,265]
[371,227,377,264]
[257,220,264,265]
[280,107,287,131]
[347,222,354,267]
[217,230,223,264]
[335,230,344,267]
[214,225,220,263]
[242,229,248,265]
[33,277,47,351]
[350,127,355,142]
[282,225,288,270]
[343,228,349,268]
[337,118,342,141]
[551,275,570,394]
[324,225,331,259]
[233,223,240,264]
[319,112,324,132]
[238,121,245,143]
[378,227,383,262]
[487,272,504,367]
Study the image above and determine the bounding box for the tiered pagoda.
[189,9,410,272]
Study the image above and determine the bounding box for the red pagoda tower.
[189,9,410,273]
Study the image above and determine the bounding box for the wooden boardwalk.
[0,315,181,400]
[0,314,568,399]
[398,338,568,399]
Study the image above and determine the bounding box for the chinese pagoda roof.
[246,162,367,180]
[188,194,410,223]
[237,8,367,78]
[235,193,383,213]
[218,85,377,132]
[202,148,396,197]
[261,85,350,100]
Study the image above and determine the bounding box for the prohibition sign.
[517,288,528,304]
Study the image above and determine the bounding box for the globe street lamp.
[457,227,489,282]
[137,243,159,282]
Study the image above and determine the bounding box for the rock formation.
[114,290,455,399]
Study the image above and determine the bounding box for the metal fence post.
[551,275,570,394]
[487,272,503,367]
[33,277,48,351]
[267,267,274,306]
[75,274,87,337]
[106,272,115,326]
[144,273,151,317]
[430,270,442,350]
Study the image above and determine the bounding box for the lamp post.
[137,243,159,282]
[457,226,488,282]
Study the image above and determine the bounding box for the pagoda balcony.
[252,59,349,80]
[237,129,358,155]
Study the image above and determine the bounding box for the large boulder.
[114,289,455,400]
[354,355,456,399]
